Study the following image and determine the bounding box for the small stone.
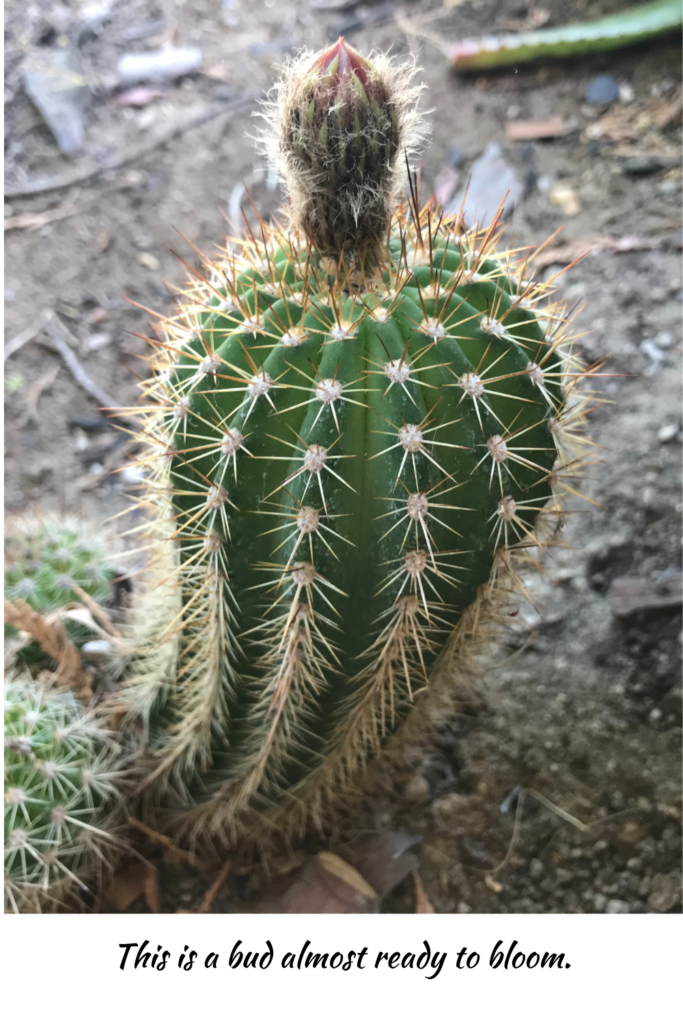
[647,871,682,913]
[431,792,469,825]
[118,47,203,85]
[621,155,671,176]
[529,858,545,880]
[81,639,111,657]
[23,46,89,155]
[85,332,112,352]
[585,75,619,106]
[137,251,160,271]
[605,899,630,914]
[658,423,679,444]
[404,773,431,804]
[593,893,607,911]
[618,82,634,104]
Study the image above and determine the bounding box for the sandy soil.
[4,0,681,913]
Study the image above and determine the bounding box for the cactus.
[121,39,593,847]
[4,674,125,912]
[5,516,117,671]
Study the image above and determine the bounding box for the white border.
[2,913,680,1022]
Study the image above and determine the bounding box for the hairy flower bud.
[262,38,426,254]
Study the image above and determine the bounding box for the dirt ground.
[4,0,682,914]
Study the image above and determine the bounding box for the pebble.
[618,82,634,104]
[23,46,88,156]
[85,332,112,352]
[137,251,160,271]
[641,339,665,371]
[605,899,630,914]
[431,792,470,824]
[118,47,202,85]
[81,639,112,657]
[622,156,673,176]
[658,423,679,444]
[585,75,619,106]
[404,773,431,804]
[529,858,545,880]
[647,872,681,913]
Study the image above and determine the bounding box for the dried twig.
[20,364,60,426]
[70,583,123,638]
[4,308,54,362]
[413,872,435,913]
[4,171,143,233]
[4,597,93,697]
[5,95,257,199]
[4,191,83,233]
[196,862,232,913]
[38,318,141,428]
[127,817,203,867]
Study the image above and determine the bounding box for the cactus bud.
[263,38,426,253]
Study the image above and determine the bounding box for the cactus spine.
[121,39,592,846]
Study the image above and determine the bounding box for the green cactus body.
[123,39,589,843]
[4,676,123,912]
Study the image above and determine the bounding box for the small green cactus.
[4,675,125,912]
[4,516,117,669]
[120,39,593,847]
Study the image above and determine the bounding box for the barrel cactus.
[4,675,124,912]
[121,39,590,847]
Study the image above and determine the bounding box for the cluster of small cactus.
[117,38,593,849]
[4,516,117,669]
[4,674,124,912]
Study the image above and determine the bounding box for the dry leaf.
[247,853,380,913]
[531,234,660,270]
[102,862,160,912]
[4,597,92,696]
[316,852,379,899]
[609,574,682,621]
[413,873,436,914]
[343,832,422,898]
[585,90,682,145]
